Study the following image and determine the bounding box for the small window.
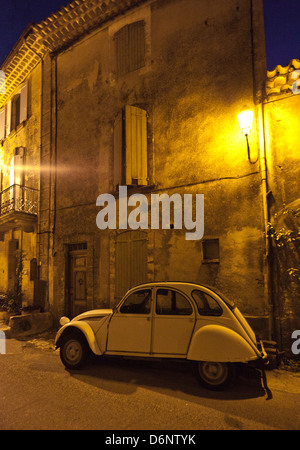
[114,21,146,76]
[192,290,222,316]
[68,243,88,252]
[156,289,193,315]
[5,81,28,137]
[120,289,151,314]
[202,238,220,262]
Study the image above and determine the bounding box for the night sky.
[0,0,299,70]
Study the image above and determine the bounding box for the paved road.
[0,332,300,431]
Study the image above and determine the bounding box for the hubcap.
[64,339,83,365]
[198,362,228,385]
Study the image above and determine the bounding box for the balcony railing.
[0,185,38,217]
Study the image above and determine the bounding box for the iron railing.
[0,185,38,216]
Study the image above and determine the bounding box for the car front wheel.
[60,333,89,370]
[194,361,235,390]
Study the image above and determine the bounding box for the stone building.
[0,0,298,349]
[264,59,300,349]
[0,26,42,307]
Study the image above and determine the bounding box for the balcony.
[0,185,38,233]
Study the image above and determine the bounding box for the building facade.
[264,59,300,349]
[0,0,299,350]
[0,30,42,308]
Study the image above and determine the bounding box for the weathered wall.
[264,91,300,350]
[0,64,41,305]
[45,0,268,333]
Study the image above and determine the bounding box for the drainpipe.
[258,100,274,341]
[250,0,275,342]
[23,30,44,297]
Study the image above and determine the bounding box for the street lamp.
[238,110,255,163]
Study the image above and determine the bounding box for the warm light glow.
[238,110,254,135]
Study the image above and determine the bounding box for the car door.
[151,288,196,356]
[107,288,152,354]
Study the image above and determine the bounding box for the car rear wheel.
[60,333,89,370]
[194,361,235,390]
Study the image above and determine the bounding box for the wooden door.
[69,249,87,318]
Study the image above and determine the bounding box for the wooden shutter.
[10,153,24,186]
[0,108,5,140]
[20,81,28,123]
[114,111,123,188]
[125,105,147,185]
[0,70,5,94]
[6,100,11,136]
[128,21,146,73]
[115,21,145,76]
[115,230,148,301]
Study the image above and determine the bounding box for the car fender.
[187,324,260,363]
[55,321,102,356]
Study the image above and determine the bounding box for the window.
[192,290,222,316]
[202,238,220,262]
[10,148,24,187]
[156,289,193,315]
[114,105,148,187]
[114,21,146,76]
[11,94,20,131]
[2,81,28,138]
[119,289,152,314]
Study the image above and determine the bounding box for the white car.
[55,282,268,390]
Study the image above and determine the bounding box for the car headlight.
[59,316,70,326]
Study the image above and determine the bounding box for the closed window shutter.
[0,108,5,140]
[20,81,28,123]
[125,105,147,186]
[113,111,123,188]
[115,21,145,76]
[10,154,24,186]
[0,70,5,94]
[6,100,11,136]
[128,21,145,73]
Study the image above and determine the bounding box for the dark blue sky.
[0,0,299,69]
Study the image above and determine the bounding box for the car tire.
[60,332,89,370]
[194,361,235,391]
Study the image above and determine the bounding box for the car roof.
[129,281,215,290]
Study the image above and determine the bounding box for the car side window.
[119,289,152,314]
[156,289,193,315]
[192,290,222,316]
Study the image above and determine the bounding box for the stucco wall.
[264,92,300,350]
[0,64,41,304]
[43,0,268,328]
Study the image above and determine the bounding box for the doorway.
[68,243,87,318]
